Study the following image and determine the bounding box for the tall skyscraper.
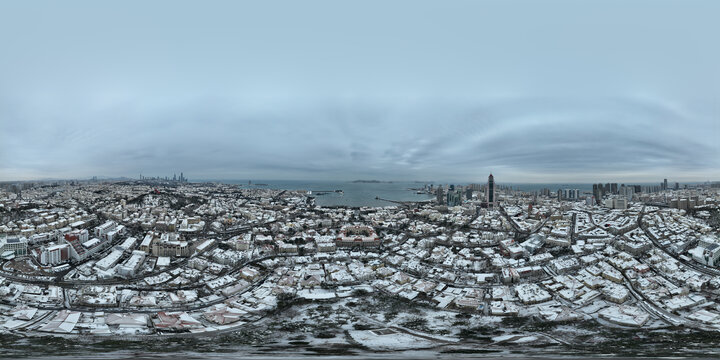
[436,185,444,205]
[663,178,668,190]
[486,174,495,207]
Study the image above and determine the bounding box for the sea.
[197,180,597,207]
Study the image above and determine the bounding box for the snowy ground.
[5,292,720,358]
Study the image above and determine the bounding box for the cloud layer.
[2,96,717,183]
[1,1,718,182]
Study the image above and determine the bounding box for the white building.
[140,232,155,253]
[604,197,627,210]
[0,236,28,256]
[94,221,116,238]
[40,243,71,265]
[689,243,720,267]
[64,235,109,261]
[96,249,124,271]
[119,237,138,252]
[117,250,146,277]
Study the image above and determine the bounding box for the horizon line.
[2,176,719,186]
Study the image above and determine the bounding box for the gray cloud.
[1,96,717,182]
[1,0,719,182]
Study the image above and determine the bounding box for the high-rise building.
[560,189,580,200]
[446,191,462,207]
[663,179,668,191]
[593,183,605,204]
[486,174,495,207]
[436,185,444,205]
[620,185,634,201]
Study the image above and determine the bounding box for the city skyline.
[2,0,719,183]
[1,173,714,188]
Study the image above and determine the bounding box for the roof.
[47,244,69,251]
[83,238,101,248]
[105,313,148,326]
[156,256,170,267]
[120,237,137,249]
[38,310,80,333]
[96,250,124,270]
[140,234,153,247]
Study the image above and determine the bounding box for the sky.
[0,0,718,183]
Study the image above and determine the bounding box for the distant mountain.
[352,180,392,183]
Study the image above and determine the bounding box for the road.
[637,206,720,277]
[498,204,553,239]
[619,266,683,327]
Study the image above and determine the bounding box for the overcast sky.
[1,0,718,183]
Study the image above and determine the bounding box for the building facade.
[486,174,496,207]
[0,236,28,256]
